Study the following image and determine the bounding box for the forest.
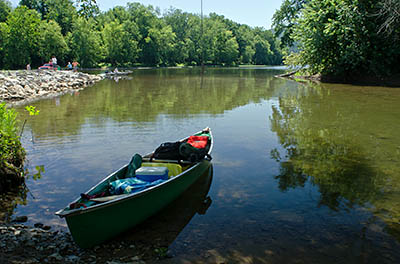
[272,0,400,82]
[0,0,283,69]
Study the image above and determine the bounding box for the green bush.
[0,103,26,192]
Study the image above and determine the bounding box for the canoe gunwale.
[55,128,213,218]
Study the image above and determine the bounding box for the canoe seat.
[141,162,182,178]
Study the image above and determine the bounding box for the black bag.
[152,141,183,160]
[179,142,208,162]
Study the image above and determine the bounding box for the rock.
[48,252,63,261]
[0,70,105,103]
[17,229,32,242]
[34,223,44,228]
[11,215,28,223]
[65,255,80,263]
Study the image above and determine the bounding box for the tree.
[0,23,7,68]
[75,0,99,19]
[19,0,48,18]
[377,0,400,37]
[255,28,282,65]
[272,0,308,48]
[163,8,190,64]
[66,17,102,67]
[280,0,400,78]
[37,19,68,64]
[0,0,11,22]
[2,6,41,69]
[236,25,255,64]
[214,28,239,65]
[145,24,176,66]
[185,14,202,65]
[253,34,272,65]
[44,0,76,35]
[102,20,140,66]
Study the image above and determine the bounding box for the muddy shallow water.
[7,67,400,263]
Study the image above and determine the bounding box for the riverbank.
[0,70,150,263]
[0,192,166,263]
[0,70,105,105]
[0,222,147,264]
[276,71,400,87]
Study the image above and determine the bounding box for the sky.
[8,0,284,29]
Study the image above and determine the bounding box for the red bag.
[187,136,208,149]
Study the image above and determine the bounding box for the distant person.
[67,62,72,70]
[26,64,31,70]
[114,67,119,73]
[51,56,57,67]
[72,61,79,72]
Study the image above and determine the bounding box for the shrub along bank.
[0,103,25,193]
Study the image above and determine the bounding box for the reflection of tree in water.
[0,188,28,224]
[269,97,383,212]
[14,68,286,139]
[269,81,400,241]
[0,166,43,223]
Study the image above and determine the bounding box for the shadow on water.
[112,165,213,260]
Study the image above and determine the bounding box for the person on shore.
[51,56,57,66]
[114,67,119,73]
[51,56,57,70]
[72,61,79,72]
[26,64,31,70]
[67,62,72,70]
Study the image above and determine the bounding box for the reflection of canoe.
[55,128,213,248]
[105,70,132,76]
[118,165,213,249]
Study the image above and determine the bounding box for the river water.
[9,67,400,263]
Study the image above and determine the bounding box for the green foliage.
[102,20,140,66]
[0,0,11,23]
[44,0,76,35]
[377,0,400,37]
[38,20,68,64]
[272,0,308,48]
[25,105,40,116]
[18,0,47,17]
[2,6,41,69]
[0,23,6,68]
[274,0,400,78]
[0,1,283,69]
[253,34,272,65]
[75,0,99,19]
[66,17,102,68]
[0,103,25,174]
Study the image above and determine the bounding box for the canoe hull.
[65,159,211,248]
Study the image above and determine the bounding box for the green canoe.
[55,128,213,248]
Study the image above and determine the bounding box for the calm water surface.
[9,67,400,263]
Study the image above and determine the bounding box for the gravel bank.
[0,70,159,263]
[0,222,149,264]
[0,70,104,104]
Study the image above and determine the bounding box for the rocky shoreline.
[0,70,158,263]
[0,221,147,264]
[0,70,105,105]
